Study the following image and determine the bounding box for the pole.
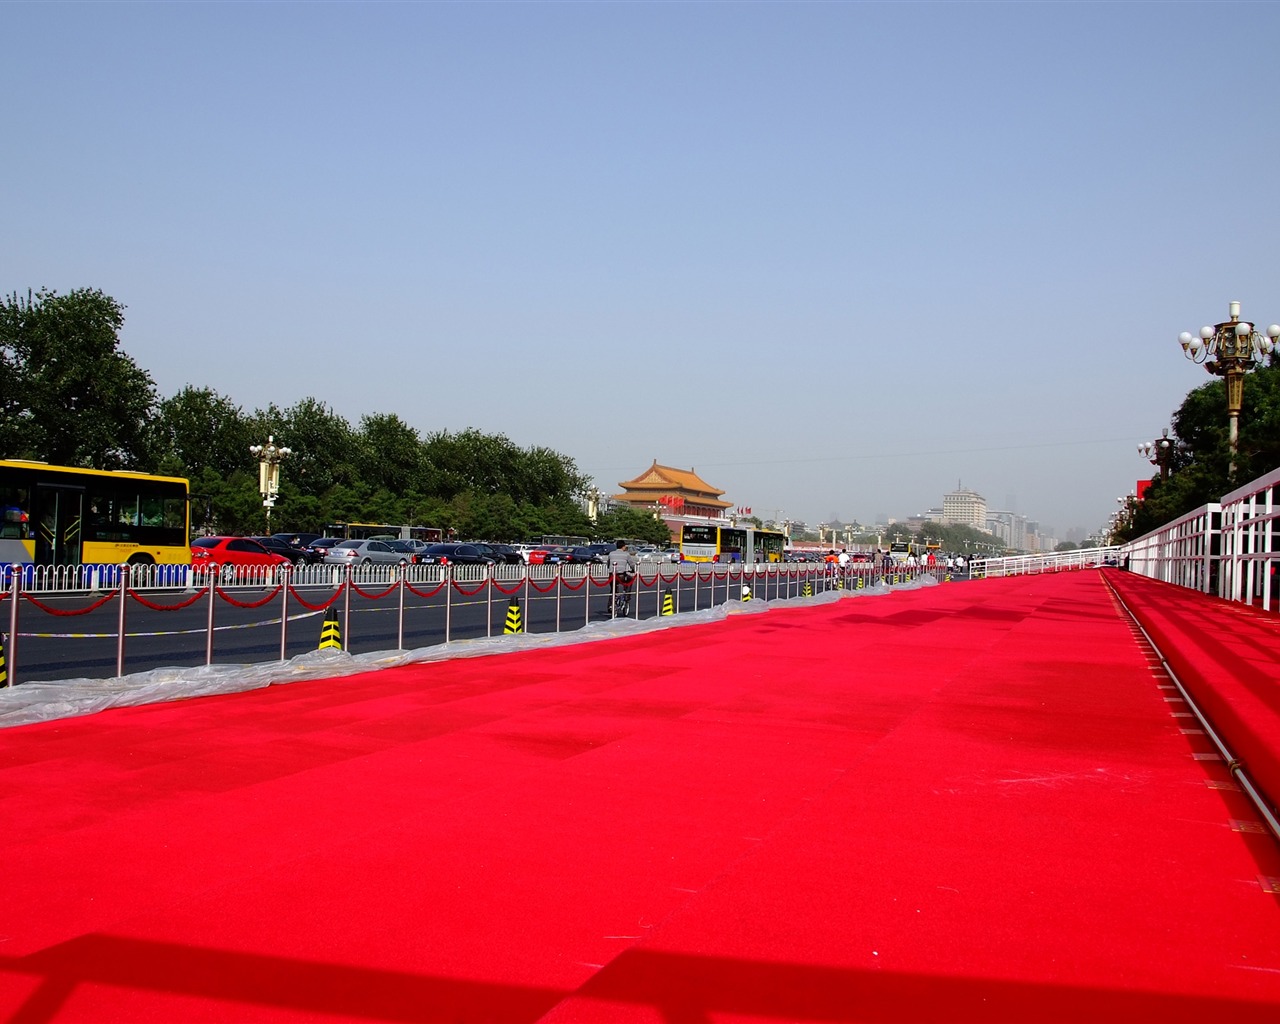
[116,564,128,678]
[279,569,289,661]
[6,567,19,687]
[445,565,453,643]
[342,565,352,652]
[397,568,405,651]
[206,570,216,665]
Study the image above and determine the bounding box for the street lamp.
[1138,429,1174,481]
[249,435,292,530]
[1179,301,1280,478]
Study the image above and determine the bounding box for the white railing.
[1121,502,1220,594]
[970,546,1119,579]
[1216,465,1280,612]
[1114,464,1279,611]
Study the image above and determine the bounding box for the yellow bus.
[679,524,785,563]
[326,523,444,543]
[0,460,191,568]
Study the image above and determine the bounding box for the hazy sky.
[5,2,1278,538]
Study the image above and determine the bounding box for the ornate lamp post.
[249,436,292,531]
[1138,429,1174,481]
[1179,301,1279,478]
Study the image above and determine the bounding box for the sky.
[4,1,1279,539]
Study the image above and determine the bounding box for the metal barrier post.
[486,564,494,639]
[444,565,453,643]
[525,566,532,634]
[343,566,352,652]
[6,567,19,687]
[279,569,289,660]
[116,564,128,678]
[397,569,405,651]
[554,565,562,633]
[205,572,216,665]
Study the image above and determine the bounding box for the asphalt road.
[4,567,845,684]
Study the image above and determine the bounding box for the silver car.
[322,539,413,566]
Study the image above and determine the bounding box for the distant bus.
[327,523,443,543]
[540,534,589,547]
[679,524,785,563]
[888,541,915,563]
[0,459,190,567]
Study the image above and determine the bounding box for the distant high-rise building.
[943,486,987,529]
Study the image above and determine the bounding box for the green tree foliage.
[153,386,254,480]
[593,506,672,546]
[0,288,157,468]
[1121,361,1280,540]
[358,413,423,495]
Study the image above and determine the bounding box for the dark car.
[307,537,345,558]
[272,532,323,550]
[484,543,524,565]
[564,545,607,565]
[417,543,498,566]
[253,535,321,565]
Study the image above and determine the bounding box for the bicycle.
[610,571,635,618]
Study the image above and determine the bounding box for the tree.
[152,386,254,480]
[255,398,361,499]
[0,288,157,467]
[593,506,672,546]
[357,413,422,495]
[1121,359,1280,541]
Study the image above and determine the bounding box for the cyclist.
[606,540,638,617]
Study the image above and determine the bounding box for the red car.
[190,536,290,579]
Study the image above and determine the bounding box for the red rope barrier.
[450,579,488,597]
[216,585,284,609]
[21,590,118,616]
[526,576,559,594]
[559,575,588,592]
[350,579,399,600]
[403,578,446,599]
[490,578,524,596]
[288,585,346,611]
[588,574,613,590]
[128,587,210,611]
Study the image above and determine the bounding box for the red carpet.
[2,572,1278,1023]
[1104,568,1280,817]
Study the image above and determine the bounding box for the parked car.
[484,543,524,565]
[417,543,498,566]
[564,545,607,565]
[525,545,573,565]
[322,539,415,566]
[190,536,290,577]
[271,532,323,550]
[252,535,321,565]
[307,537,345,558]
[383,539,422,563]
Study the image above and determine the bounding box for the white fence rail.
[969,546,1120,579]
[1117,464,1279,612]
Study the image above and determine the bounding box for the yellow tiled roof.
[613,461,732,508]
